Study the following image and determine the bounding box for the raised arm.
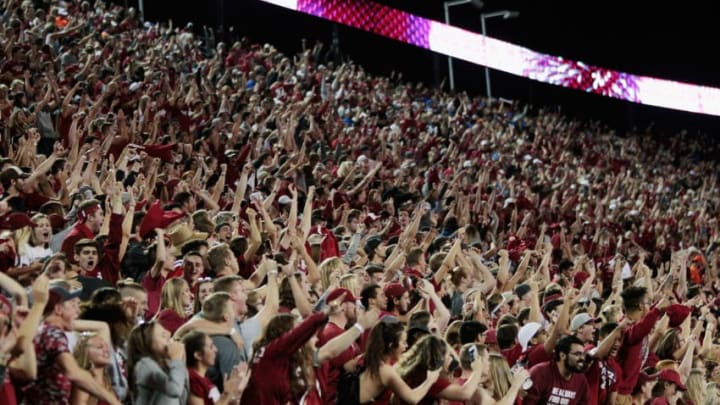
[256,266,280,330]
[383,366,440,405]
[59,353,120,405]
[243,209,262,263]
[318,309,379,363]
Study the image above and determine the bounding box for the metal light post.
[480,10,519,99]
[443,0,483,91]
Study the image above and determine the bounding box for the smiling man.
[523,335,589,405]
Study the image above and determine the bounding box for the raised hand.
[31,274,50,305]
[357,308,380,330]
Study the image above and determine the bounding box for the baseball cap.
[634,371,657,391]
[657,369,686,391]
[44,280,83,315]
[491,291,515,315]
[384,283,406,300]
[0,212,38,230]
[571,313,599,331]
[665,304,692,328]
[577,290,602,304]
[326,288,358,305]
[518,322,542,351]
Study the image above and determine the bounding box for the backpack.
[336,369,362,405]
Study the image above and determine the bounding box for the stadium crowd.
[2,0,720,404]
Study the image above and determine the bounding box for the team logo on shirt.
[548,387,577,404]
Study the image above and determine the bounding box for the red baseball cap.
[0,212,38,231]
[664,304,691,328]
[657,369,686,391]
[326,288,358,305]
[384,283,406,300]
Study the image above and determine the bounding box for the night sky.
[144,0,719,134]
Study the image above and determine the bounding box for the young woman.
[242,311,329,405]
[395,335,484,404]
[685,369,706,405]
[71,332,116,405]
[155,278,193,335]
[182,331,251,405]
[242,291,363,405]
[705,382,720,405]
[16,213,53,266]
[358,318,440,404]
[339,273,360,298]
[193,278,214,314]
[319,257,345,291]
[650,368,687,405]
[80,288,133,402]
[457,345,527,405]
[633,372,658,405]
[486,352,515,401]
[127,321,189,404]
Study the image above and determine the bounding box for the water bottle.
[510,360,533,390]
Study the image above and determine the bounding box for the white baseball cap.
[518,322,542,352]
[571,313,598,331]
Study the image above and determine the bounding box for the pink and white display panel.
[258,0,720,117]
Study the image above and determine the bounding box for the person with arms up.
[24,280,120,405]
[615,287,669,404]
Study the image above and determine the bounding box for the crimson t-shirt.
[188,368,220,405]
[502,344,523,367]
[584,356,620,405]
[142,272,167,321]
[156,309,188,335]
[525,343,553,368]
[315,321,359,403]
[396,374,453,405]
[523,361,589,405]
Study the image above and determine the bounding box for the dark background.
[135,0,719,135]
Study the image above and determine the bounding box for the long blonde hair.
[339,273,359,297]
[13,226,32,260]
[487,352,513,400]
[705,382,720,405]
[73,332,112,404]
[395,335,447,378]
[319,257,345,290]
[686,368,706,405]
[14,214,50,259]
[159,278,188,319]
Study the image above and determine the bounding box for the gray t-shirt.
[206,335,244,392]
[133,357,188,405]
[236,314,262,359]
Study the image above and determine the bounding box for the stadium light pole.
[480,10,519,99]
[444,0,483,91]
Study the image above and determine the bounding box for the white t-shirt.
[19,244,53,266]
